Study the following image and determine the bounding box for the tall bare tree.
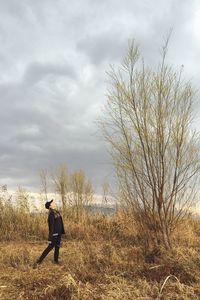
[0,185,12,203]
[70,169,93,220]
[52,165,69,208]
[16,187,30,212]
[39,169,48,201]
[101,39,200,249]
[102,180,110,205]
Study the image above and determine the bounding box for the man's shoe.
[33,261,40,269]
[53,261,61,265]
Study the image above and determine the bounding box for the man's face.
[50,201,56,209]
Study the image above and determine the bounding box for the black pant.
[37,235,61,264]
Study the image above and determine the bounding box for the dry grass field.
[1,208,200,300]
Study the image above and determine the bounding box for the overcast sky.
[0,0,200,193]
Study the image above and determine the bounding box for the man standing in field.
[33,199,65,268]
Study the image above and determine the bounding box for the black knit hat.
[45,199,53,209]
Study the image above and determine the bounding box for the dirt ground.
[0,240,200,300]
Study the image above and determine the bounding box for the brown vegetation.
[0,199,200,299]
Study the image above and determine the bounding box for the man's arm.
[48,212,55,242]
[61,216,65,234]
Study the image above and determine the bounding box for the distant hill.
[84,204,116,215]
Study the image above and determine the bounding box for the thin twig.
[158,274,182,299]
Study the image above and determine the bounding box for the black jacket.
[48,209,65,241]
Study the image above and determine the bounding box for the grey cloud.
[0,0,199,193]
[76,30,128,65]
[24,61,77,85]
[75,0,198,67]
[0,66,109,192]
